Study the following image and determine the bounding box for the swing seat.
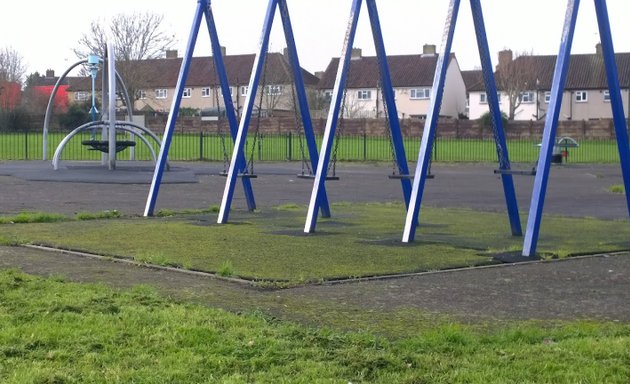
[81,140,136,153]
[493,168,536,176]
[388,173,434,180]
[219,171,258,179]
[297,173,340,181]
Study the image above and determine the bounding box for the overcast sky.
[3,0,629,78]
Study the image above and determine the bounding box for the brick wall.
[145,116,622,140]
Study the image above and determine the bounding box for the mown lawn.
[0,269,629,383]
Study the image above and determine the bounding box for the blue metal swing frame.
[145,0,255,216]
[402,0,522,243]
[303,0,413,233]
[217,0,332,224]
[522,0,630,256]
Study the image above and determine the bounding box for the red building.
[0,81,22,110]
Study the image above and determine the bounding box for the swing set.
[145,0,630,258]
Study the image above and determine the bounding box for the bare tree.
[495,49,538,120]
[73,12,176,110]
[0,46,27,84]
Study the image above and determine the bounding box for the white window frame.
[410,88,431,100]
[603,90,611,102]
[575,90,588,103]
[357,90,372,100]
[138,90,147,100]
[220,87,233,97]
[265,85,283,96]
[240,86,248,96]
[183,88,192,98]
[155,89,168,99]
[479,92,501,104]
[75,91,89,101]
[520,91,535,104]
[544,91,551,103]
[201,87,211,98]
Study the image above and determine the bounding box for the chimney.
[165,49,178,59]
[422,44,437,56]
[596,43,603,55]
[351,48,362,60]
[314,71,325,79]
[45,69,55,78]
[220,46,226,56]
[497,49,513,70]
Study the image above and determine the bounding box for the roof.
[467,52,630,92]
[66,52,320,91]
[317,54,457,89]
[461,70,484,92]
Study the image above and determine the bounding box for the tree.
[73,12,176,111]
[495,50,539,120]
[0,46,27,84]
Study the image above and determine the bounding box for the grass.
[0,269,629,383]
[609,184,626,194]
[2,203,630,284]
[0,131,623,163]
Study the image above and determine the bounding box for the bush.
[479,111,509,128]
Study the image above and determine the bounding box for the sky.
[2,0,629,79]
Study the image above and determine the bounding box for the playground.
[2,0,630,380]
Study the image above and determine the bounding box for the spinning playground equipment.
[43,42,163,170]
[144,0,333,220]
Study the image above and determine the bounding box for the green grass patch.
[75,209,121,221]
[3,203,630,284]
[0,269,629,383]
[609,184,626,194]
[0,212,67,224]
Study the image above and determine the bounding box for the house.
[467,46,630,121]
[0,81,22,110]
[27,69,74,113]
[316,44,468,119]
[65,49,321,117]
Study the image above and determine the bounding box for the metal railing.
[0,131,622,164]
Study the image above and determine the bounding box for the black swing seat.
[388,173,434,180]
[219,171,258,179]
[297,173,340,181]
[82,140,136,153]
[493,168,536,176]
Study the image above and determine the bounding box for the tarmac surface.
[1,159,629,322]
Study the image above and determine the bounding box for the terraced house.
[65,48,320,118]
[316,44,468,120]
[466,45,630,121]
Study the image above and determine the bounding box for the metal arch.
[42,57,135,161]
[51,121,159,170]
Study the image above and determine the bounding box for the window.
[75,91,89,101]
[201,88,211,97]
[323,90,333,101]
[575,90,588,102]
[138,90,147,100]
[240,86,248,96]
[155,89,167,99]
[265,85,283,96]
[544,92,551,103]
[520,91,535,104]
[410,88,431,100]
[479,92,487,104]
[183,88,192,98]
[357,90,372,100]
[220,87,233,97]
[603,90,611,102]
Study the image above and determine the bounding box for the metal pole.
[107,42,117,170]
